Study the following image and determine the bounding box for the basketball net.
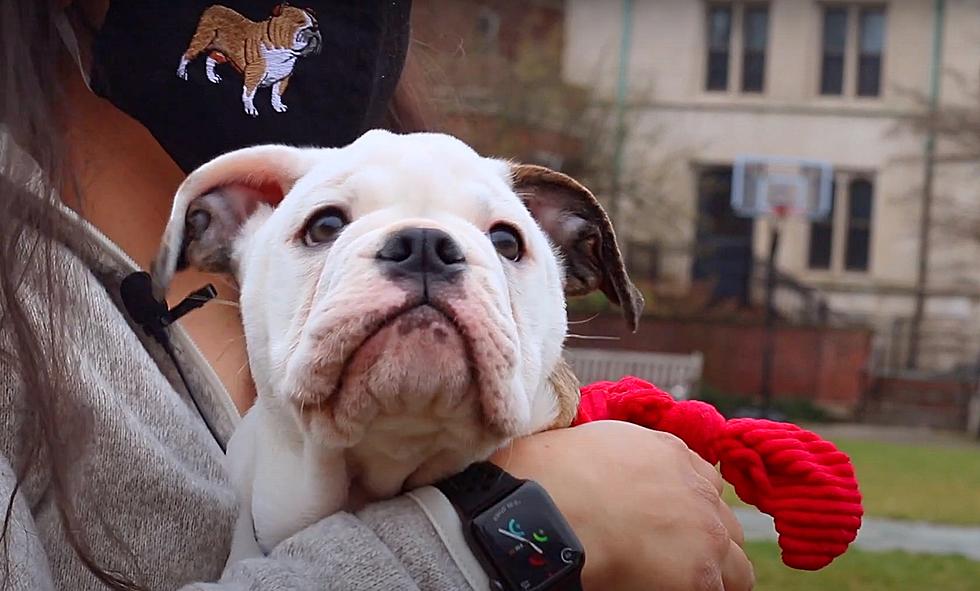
[767,196,798,229]
[771,203,791,219]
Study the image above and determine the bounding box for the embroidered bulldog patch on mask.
[177,3,322,116]
[89,0,411,173]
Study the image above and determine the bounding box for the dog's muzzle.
[299,29,322,56]
[288,224,522,440]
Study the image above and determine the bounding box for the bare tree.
[416,18,693,258]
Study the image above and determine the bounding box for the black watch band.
[435,462,524,517]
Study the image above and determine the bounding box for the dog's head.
[153,131,641,493]
[268,4,321,56]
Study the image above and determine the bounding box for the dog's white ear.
[152,145,315,296]
[511,163,645,331]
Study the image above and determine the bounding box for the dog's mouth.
[334,302,473,402]
[297,31,322,56]
[291,298,495,434]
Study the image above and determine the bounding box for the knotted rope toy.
[572,376,863,570]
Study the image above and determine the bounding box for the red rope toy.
[572,376,863,570]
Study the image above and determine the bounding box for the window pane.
[845,179,873,271]
[823,8,848,53]
[821,56,844,95]
[742,5,768,92]
[706,5,732,90]
[808,226,834,269]
[744,6,769,51]
[820,8,847,95]
[808,181,836,270]
[859,9,885,54]
[849,179,873,220]
[742,53,765,92]
[845,229,870,270]
[707,52,729,90]
[857,8,885,96]
[708,5,732,50]
[857,56,882,96]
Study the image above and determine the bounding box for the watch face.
[471,481,584,591]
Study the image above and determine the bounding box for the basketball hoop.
[731,155,833,222]
[728,155,834,419]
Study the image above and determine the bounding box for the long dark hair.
[0,2,430,589]
[0,1,144,589]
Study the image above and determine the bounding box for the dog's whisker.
[565,333,621,341]
[214,332,248,363]
[494,442,516,472]
[219,333,248,349]
[213,274,242,294]
[210,298,241,308]
[567,313,600,325]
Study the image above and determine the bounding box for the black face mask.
[87,1,411,173]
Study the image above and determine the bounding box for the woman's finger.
[717,498,745,547]
[687,449,724,495]
[720,539,755,591]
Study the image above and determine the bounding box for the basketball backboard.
[731,155,833,221]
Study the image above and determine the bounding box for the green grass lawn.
[723,436,980,526]
[746,541,980,591]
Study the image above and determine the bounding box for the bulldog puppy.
[152,130,643,566]
[176,3,322,116]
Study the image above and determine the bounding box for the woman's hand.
[490,420,753,591]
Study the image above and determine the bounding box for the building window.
[817,4,886,98]
[857,7,886,97]
[807,180,835,269]
[845,178,873,270]
[741,5,769,92]
[706,4,732,91]
[820,7,848,95]
[807,174,874,273]
[705,3,768,94]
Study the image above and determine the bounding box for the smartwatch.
[435,462,585,591]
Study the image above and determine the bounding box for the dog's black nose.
[376,227,466,285]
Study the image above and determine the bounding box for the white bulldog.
[152,130,642,566]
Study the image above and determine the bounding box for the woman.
[0,1,753,589]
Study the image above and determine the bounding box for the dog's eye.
[302,207,348,246]
[489,223,524,262]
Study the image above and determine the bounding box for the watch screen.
[471,481,584,591]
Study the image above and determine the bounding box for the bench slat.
[563,348,703,400]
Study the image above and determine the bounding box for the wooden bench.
[563,348,704,400]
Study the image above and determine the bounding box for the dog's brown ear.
[151,145,315,298]
[512,163,644,331]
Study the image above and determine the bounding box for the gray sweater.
[0,136,481,590]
